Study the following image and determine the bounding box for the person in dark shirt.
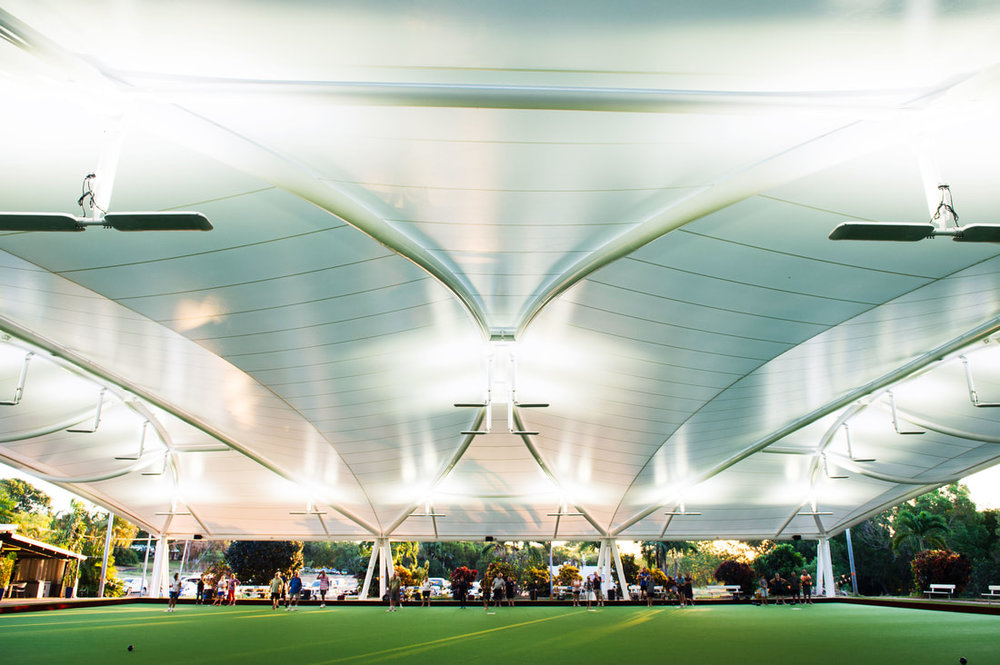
[287,570,303,611]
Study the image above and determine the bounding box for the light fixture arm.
[0,351,32,405]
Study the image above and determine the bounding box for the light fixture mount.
[829,185,1000,243]
[0,174,213,232]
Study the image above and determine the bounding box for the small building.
[1,525,86,599]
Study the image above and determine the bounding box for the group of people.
[269,570,306,610]
[756,570,813,605]
[194,573,239,606]
[480,574,518,610]
[636,569,695,607]
[568,571,608,608]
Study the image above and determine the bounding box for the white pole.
[379,540,393,600]
[609,540,630,601]
[822,538,835,598]
[179,540,190,578]
[140,534,151,597]
[359,540,380,600]
[150,534,167,598]
[97,512,114,598]
[815,538,826,596]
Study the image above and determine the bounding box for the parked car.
[466,581,482,600]
[426,577,451,596]
[120,577,146,596]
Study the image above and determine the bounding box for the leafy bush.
[394,565,413,586]
[103,576,127,598]
[224,541,304,585]
[484,561,514,587]
[910,549,972,593]
[521,565,550,594]
[0,554,14,590]
[649,567,669,586]
[555,564,581,586]
[753,543,806,579]
[714,559,755,595]
[450,566,478,585]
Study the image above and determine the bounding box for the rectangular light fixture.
[828,222,935,241]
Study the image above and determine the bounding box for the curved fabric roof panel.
[2,1,1000,542]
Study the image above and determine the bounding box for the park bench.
[982,585,1000,605]
[704,584,742,600]
[924,583,955,599]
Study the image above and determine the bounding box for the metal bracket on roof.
[960,355,1000,407]
[0,352,32,405]
[841,423,876,462]
[115,421,148,460]
[887,390,925,434]
[67,388,107,433]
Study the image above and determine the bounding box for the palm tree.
[891,510,949,553]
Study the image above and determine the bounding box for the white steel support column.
[140,534,151,597]
[379,539,394,600]
[97,512,114,598]
[359,539,382,600]
[596,541,607,596]
[608,540,630,601]
[821,537,835,598]
[815,538,826,597]
[149,534,167,598]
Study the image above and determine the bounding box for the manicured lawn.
[1,602,994,665]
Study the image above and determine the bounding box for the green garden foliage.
[753,543,806,579]
[0,553,14,590]
[555,563,581,585]
[521,565,551,594]
[714,559,755,595]
[892,510,949,554]
[618,553,639,583]
[0,478,52,514]
[224,541,304,585]
[484,560,514,587]
[910,549,972,592]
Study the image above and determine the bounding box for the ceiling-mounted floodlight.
[841,423,876,463]
[821,453,848,479]
[887,390,925,434]
[290,501,327,516]
[115,421,149,461]
[0,174,212,233]
[829,185,1000,242]
[664,500,701,516]
[67,388,107,434]
[960,355,1000,407]
[0,351,32,406]
[141,450,169,476]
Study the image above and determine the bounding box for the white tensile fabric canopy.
[1,2,1000,545]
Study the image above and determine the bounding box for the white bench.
[924,583,955,599]
[704,584,742,599]
[982,585,1000,604]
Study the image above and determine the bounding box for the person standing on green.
[269,572,284,610]
[287,570,303,611]
[387,574,401,612]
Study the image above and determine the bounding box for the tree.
[224,541,303,585]
[555,564,581,586]
[753,543,805,579]
[521,565,551,596]
[0,478,52,514]
[620,553,639,584]
[48,501,137,597]
[714,559,755,595]
[892,510,949,554]
[910,549,972,593]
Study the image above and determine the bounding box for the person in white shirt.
[167,573,182,612]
